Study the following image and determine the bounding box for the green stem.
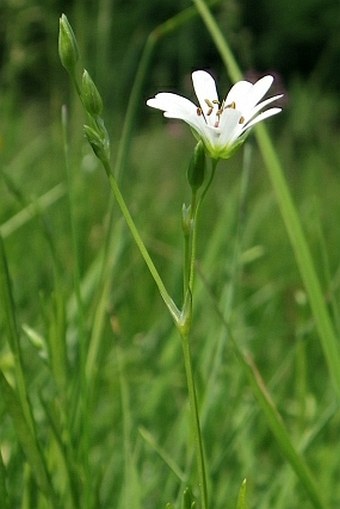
[179,160,218,509]
[180,330,209,509]
[102,160,180,324]
[188,159,218,292]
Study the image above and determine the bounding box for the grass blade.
[199,270,327,509]
[0,449,9,509]
[0,236,35,434]
[0,371,54,503]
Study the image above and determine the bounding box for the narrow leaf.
[0,371,52,499]
[236,479,247,509]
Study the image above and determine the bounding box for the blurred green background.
[1,1,340,508]
[1,0,340,101]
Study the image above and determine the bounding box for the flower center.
[196,98,245,128]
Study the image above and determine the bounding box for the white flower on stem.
[147,70,283,160]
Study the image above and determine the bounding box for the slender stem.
[188,159,218,291]
[192,0,242,82]
[102,160,180,324]
[179,160,218,509]
[183,222,191,298]
[180,330,209,509]
[182,190,197,297]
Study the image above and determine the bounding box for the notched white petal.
[225,81,253,107]
[244,107,282,130]
[146,92,197,116]
[192,70,219,120]
[243,93,283,123]
[218,108,244,147]
[249,75,274,106]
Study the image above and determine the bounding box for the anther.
[204,98,214,108]
[207,107,213,116]
[225,101,236,109]
[239,116,245,124]
[197,107,203,116]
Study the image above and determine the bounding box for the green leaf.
[182,486,196,509]
[236,479,247,509]
[0,371,53,500]
[0,449,9,509]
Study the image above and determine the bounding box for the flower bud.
[81,70,103,116]
[58,14,79,74]
[84,124,110,162]
[187,141,206,191]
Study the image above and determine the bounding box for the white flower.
[147,70,283,160]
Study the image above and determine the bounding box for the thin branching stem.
[102,160,181,324]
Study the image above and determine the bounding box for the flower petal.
[243,107,282,130]
[147,92,206,135]
[217,108,243,147]
[243,94,283,124]
[147,92,197,117]
[246,75,274,110]
[224,80,253,107]
[229,75,276,118]
[192,71,219,126]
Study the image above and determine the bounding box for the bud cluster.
[58,14,110,162]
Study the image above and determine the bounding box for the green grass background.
[1,1,340,508]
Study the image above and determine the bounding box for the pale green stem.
[180,330,209,509]
[188,159,218,292]
[101,159,180,324]
[178,159,218,509]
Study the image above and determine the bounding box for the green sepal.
[83,123,110,162]
[187,141,206,191]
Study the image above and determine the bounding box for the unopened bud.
[84,124,110,162]
[187,141,206,191]
[58,14,79,74]
[81,70,103,116]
